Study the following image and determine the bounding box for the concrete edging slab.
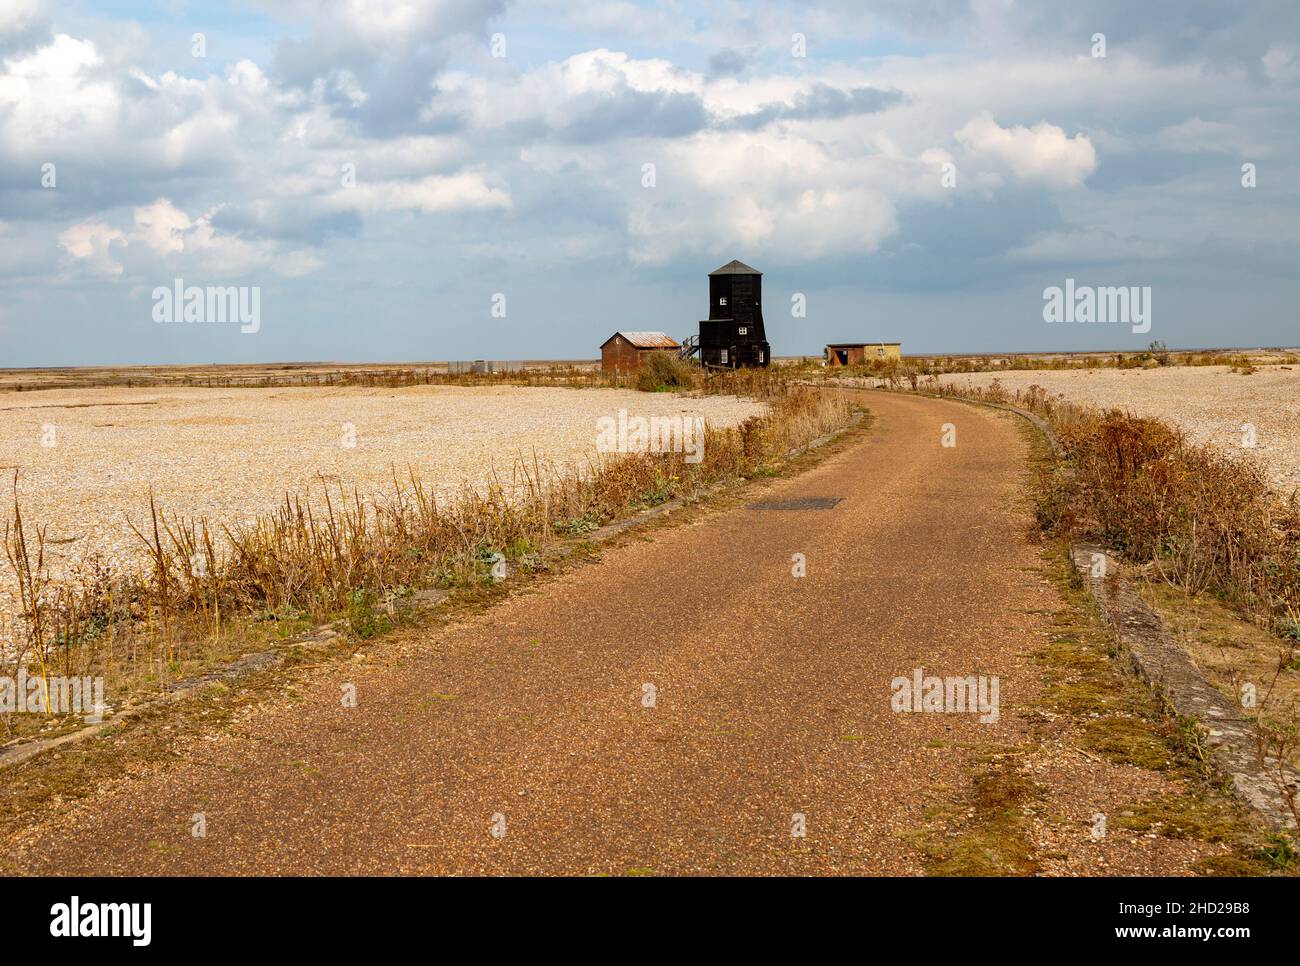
[1072,543,1299,832]
[890,384,1298,832]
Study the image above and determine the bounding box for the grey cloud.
[1007,0,1299,68]
[708,49,751,78]
[835,0,1300,70]
[334,59,470,138]
[0,23,48,57]
[210,205,363,246]
[6,1,1300,367]
[1088,148,1225,191]
[727,84,904,130]
[554,88,712,142]
[270,0,507,134]
[0,0,49,56]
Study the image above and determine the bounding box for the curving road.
[8,391,1060,875]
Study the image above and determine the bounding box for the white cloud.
[10,4,1300,363]
[179,215,277,275]
[955,112,1096,188]
[556,48,699,96]
[436,48,704,132]
[262,0,506,101]
[228,59,271,96]
[627,129,899,264]
[0,35,119,151]
[1263,44,1299,84]
[133,199,192,255]
[326,0,495,56]
[59,220,128,276]
[325,172,512,214]
[0,0,44,37]
[59,199,325,279]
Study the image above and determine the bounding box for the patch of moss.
[1024,499,1289,876]
[1038,636,1107,672]
[922,753,1041,877]
[1082,715,1174,770]
[1035,633,1138,716]
[1193,854,1264,876]
[1114,794,1238,842]
[1041,677,1128,716]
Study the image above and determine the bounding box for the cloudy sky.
[2,0,1298,366]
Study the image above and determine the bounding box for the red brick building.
[600,331,681,373]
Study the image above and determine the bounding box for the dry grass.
[925,365,1300,495]
[0,362,602,393]
[895,347,1300,375]
[1,357,781,394]
[1,376,852,738]
[1051,411,1296,606]
[0,382,767,615]
[1138,580,1300,773]
[924,377,1300,835]
[1039,546,1289,874]
[634,351,701,392]
[921,378,1300,622]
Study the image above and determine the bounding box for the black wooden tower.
[698,259,771,368]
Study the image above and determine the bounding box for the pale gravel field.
[934,365,1300,495]
[0,385,763,615]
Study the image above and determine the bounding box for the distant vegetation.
[891,345,1297,378]
[796,345,1297,394]
[5,346,1295,394]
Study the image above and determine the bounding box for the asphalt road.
[9,391,1059,875]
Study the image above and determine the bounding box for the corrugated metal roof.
[606,331,680,348]
[709,259,761,276]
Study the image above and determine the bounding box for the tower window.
[719,297,727,306]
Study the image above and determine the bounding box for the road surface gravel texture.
[7,392,1061,875]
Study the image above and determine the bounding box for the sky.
[1,0,1298,366]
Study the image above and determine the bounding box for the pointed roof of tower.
[709,259,762,276]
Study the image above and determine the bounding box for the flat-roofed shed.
[824,342,902,366]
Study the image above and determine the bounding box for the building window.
[738,326,747,335]
[758,349,764,363]
[720,349,729,364]
[719,297,727,306]
[877,347,885,357]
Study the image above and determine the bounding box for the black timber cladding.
[698,259,771,368]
